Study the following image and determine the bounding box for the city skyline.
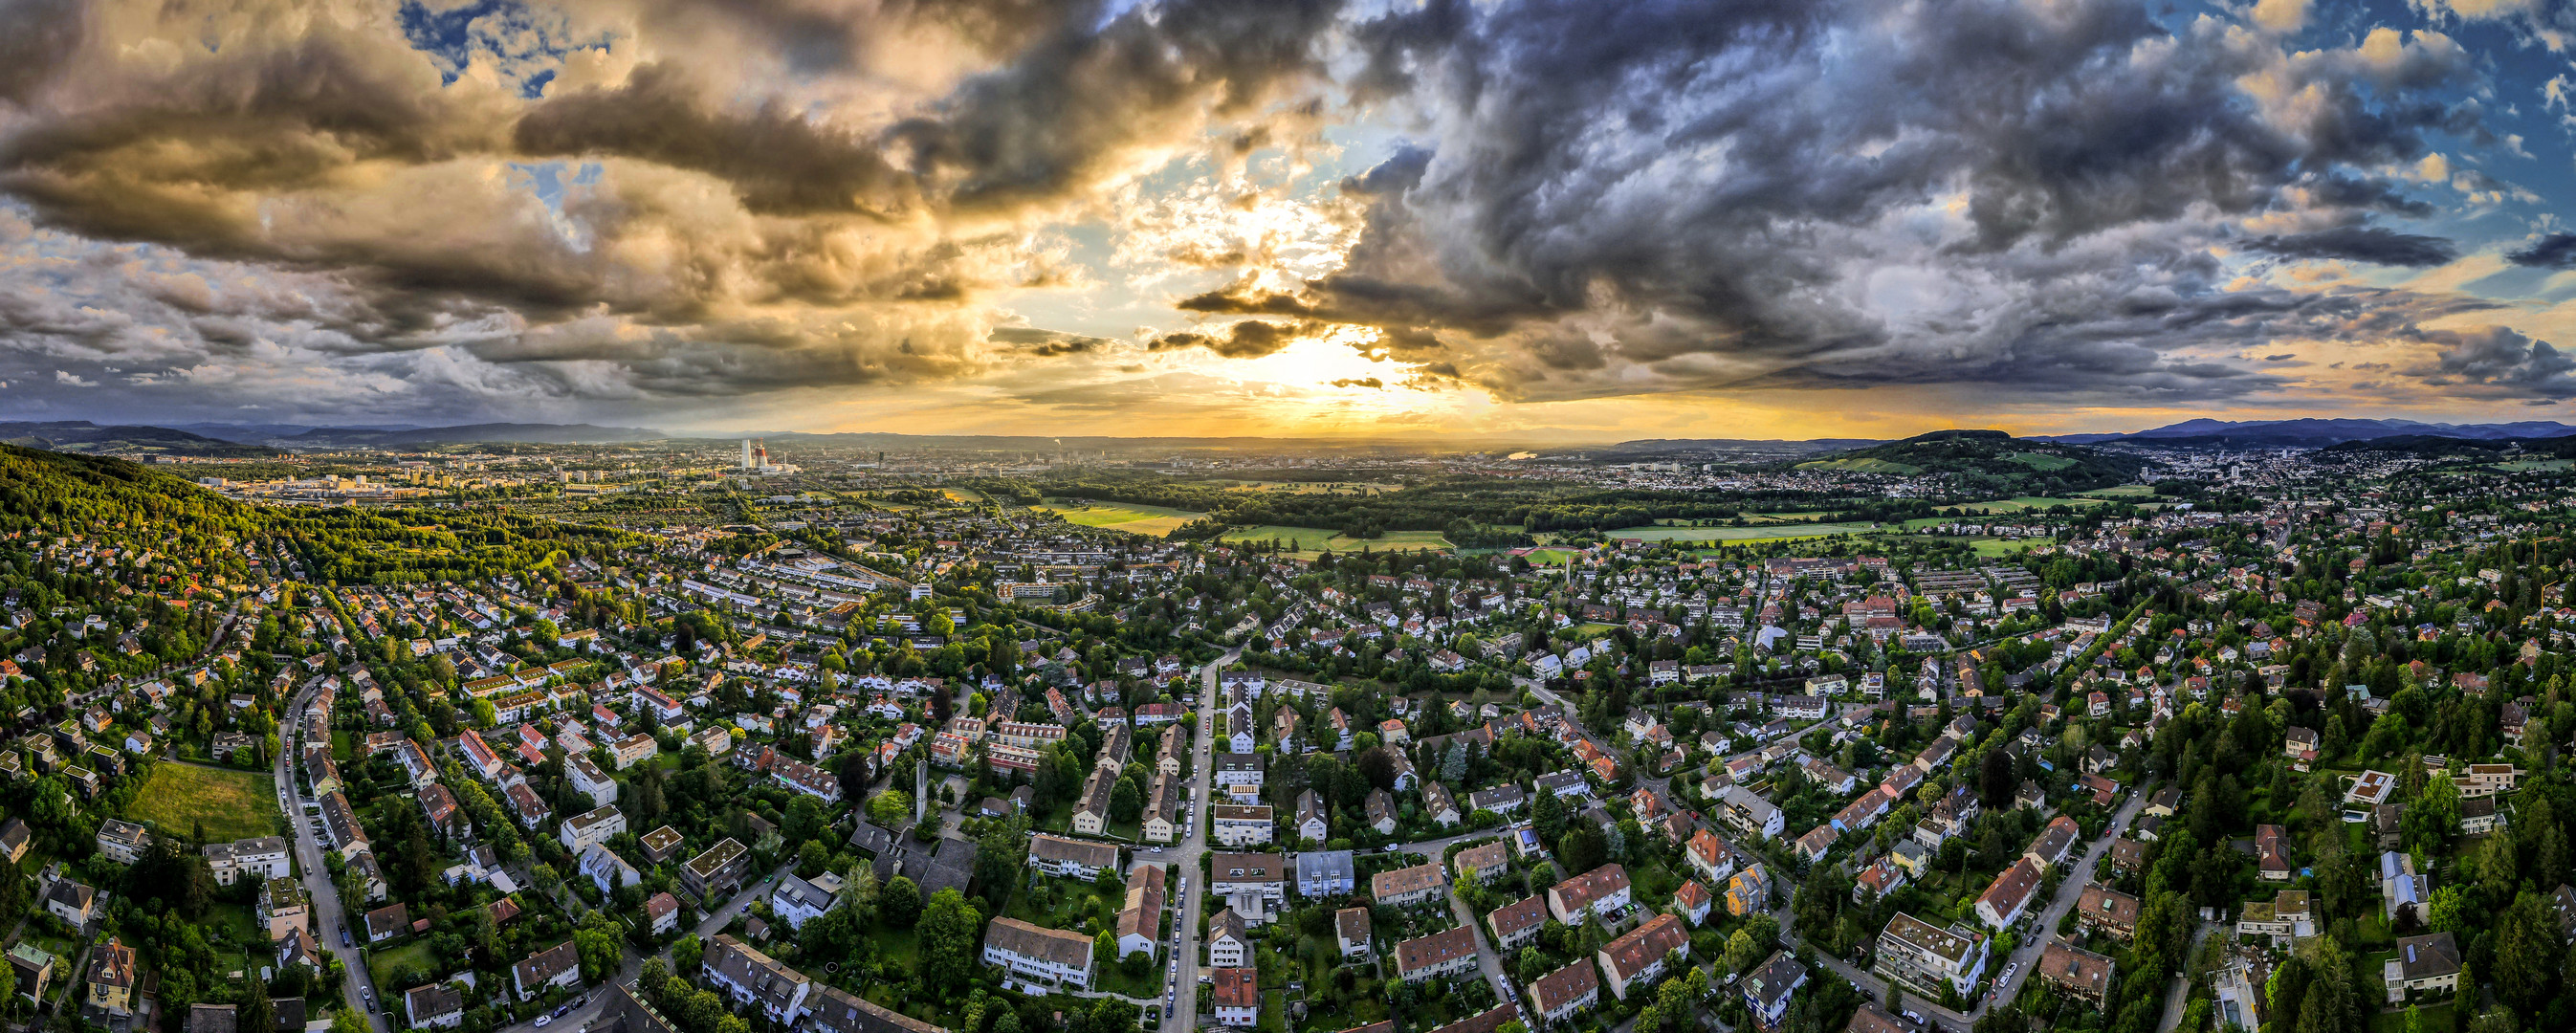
[11,0,2576,440]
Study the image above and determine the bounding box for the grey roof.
[1295,849,1355,888]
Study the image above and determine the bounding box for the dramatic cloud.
[0,0,2566,430]
[2507,232,2576,269]
[1200,0,2496,403]
[2244,228,2460,267]
[0,0,1346,422]
[2409,326,2576,400]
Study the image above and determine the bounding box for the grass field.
[2074,484,2159,498]
[1213,480,1405,495]
[2005,451,2077,471]
[1794,457,1924,473]
[127,763,278,841]
[1603,521,1875,542]
[366,940,438,991]
[1520,548,1582,565]
[1035,500,1209,537]
[2492,459,2576,472]
[1220,525,1450,555]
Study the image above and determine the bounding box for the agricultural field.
[2074,483,2160,498]
[1601,521,1875,543]
[126,763,280,842]
[1220,525,1450,556]
[2005,451,2078,471]
[1034,500,1209,537]
[1212,480,1406,495]
[1794,456,1924,473]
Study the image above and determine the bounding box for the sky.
[17,0,2576,442]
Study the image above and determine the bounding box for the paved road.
[1158,654,1228,1033]
[275,681,389,1033]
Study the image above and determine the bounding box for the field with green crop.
[1221,525,1450,556]
[1794,456,1925,473]
[1035,500,1209,537]
[1602,522,1876,542]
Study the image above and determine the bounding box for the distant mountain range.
[16,415,2576,456]
[2033,418,2576,447]
[0,421,272,457]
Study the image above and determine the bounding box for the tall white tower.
[741,439,755,470]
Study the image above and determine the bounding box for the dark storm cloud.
[2408,326,2576,400]
[0,0,1354,418]
[2506,233,2576,270]
[888,0,1342,214]
[1147,319,1314,359]
[1242,0,2491,401]
[2243,227,2459,267]
[0,0,82,107]
[513,62,922,218]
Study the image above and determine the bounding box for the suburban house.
[1373,863,1448,907]
[513,940,582,1001]
[1874,912,1987,998]
[1548,864,1632,924]
[1974,859,2042,929]
[1528,960,1600,1024]
[1597,912,1688,1000]
[980,918,1094,991]
[2035,941,2116,1004]
[1394,927,1479,983]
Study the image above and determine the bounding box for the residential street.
[1756,785,2152,1032]
[275,680,389,1033]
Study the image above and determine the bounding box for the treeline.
[0,445,639,585]
[980,471,1934,536]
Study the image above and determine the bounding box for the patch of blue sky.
[398,0,611,98]
[503,160,602,251]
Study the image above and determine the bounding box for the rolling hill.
[0,421,274,457]
[1795,429,2139,491]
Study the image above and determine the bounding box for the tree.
[868,790,914,827]
[236,983,275,1033]
[575,922,622,983]
[1978,748,2015,810]
[916,889,983,995]
[1110,777,1143,823]
[1532,786,1568,844]
[883,875,923,928]
[2492,890,2557,1014]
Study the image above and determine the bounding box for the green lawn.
[126,763,279,842]
[1036,500,1209,538]
[1219,525,1451,556]
[366,940,439,991]
[1097,957,1163,999]
[2371,1002,2454,1033]
[2073,484,2159,498]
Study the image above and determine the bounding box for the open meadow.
[1034,499,1209,537]
[1221,525,1450,556]
[127,763,279,842]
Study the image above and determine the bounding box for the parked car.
[537,1017,554,1028]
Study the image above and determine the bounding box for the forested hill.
[1795,429,2138,492]
[0,446,636,584]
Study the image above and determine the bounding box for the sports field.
[127,763,279,842]
[1035,500,1208,537]
[1221,525,1450,555]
